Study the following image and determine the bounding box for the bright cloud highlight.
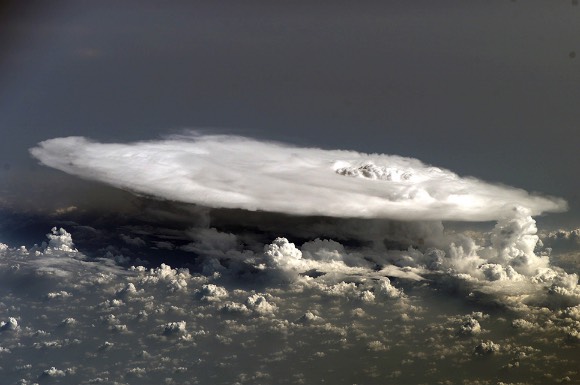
[29,133,566,221]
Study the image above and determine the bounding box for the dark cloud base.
[0,196,444,270]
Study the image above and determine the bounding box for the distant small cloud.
[52,206,78,216]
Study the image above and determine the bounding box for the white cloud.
[245,294,277,316]
[366,340,388,351]
[459,316,482,335]
[301,238,367,268]
[473,340,501,355]
[263,237,304,272]
[59,317,77,327]
[136,264,194,293]
[1,226,580,384]
[375,278,403,299]
[45,227,76,253]
[197,284,228,302]
[220,302,251,315]
[295,311,324,325]
[545,229,580,245]
[45,291,73,300]
[116,282,140,297]
[40,367,66,378]
[30,134,566,221]
[479,264,523,282]
[160,321,187,336]
[0,317,19,332]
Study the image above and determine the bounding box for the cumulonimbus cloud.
[29,133,566,221]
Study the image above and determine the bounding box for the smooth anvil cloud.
[30,134,566,221]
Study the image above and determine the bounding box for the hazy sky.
[1,0,579,225]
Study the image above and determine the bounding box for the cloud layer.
[30,133,566,221]
[1,227,580,384]
[20,133,580,383]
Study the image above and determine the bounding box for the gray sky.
[1,0,579,227]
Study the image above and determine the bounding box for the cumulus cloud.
[29,134,566,221]
[160,321,187,336]
[27,134,575,305]
[295,311,324,325]
[0,317,19,332]
[459,316,482,335]
[1,226,580,384]
[197,284,228,302]
[474,340,500,355]
[245,294,277,316]
[46,227,76,253]
[40,366,67,378]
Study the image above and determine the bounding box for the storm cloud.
[1,134,579,383]
[30,133,566,221]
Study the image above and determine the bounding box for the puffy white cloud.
[295,311,324,325]
[125,367,147,378]
[544,229,580,246]
[245,294,277,316]
[301,238,368,268]
[479,264,523,282]
[375,278,403,299]
[301,239,347,261]
[59,317,77,327]
[539,228,580,270]
[197,284,228,302]
[30,134,566,221]
[115,282,140,297]
[220,302,251,315]
[474,340,500,355]
[40,367,66,378]
[1,225,580,384]
[264,237,303,266]
[366,340,388,351]
[0,317,19,332]
[110,324,128,333]
[45,227,76,253]
[160,321,187,336]
[45,291,72,300]
[512,318,538,330]
[136,264,193,292]
[459,316,482,335]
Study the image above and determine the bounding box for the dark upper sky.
[1,0,579,227]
